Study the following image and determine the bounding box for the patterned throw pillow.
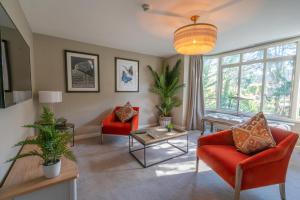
[232,112,276,154]
[115,102,138,122]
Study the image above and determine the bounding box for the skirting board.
[74,123,158,141]
[138,123,158,129]
[74,123,186,141]
[75,132,100,140]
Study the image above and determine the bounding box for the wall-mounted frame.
[1,40,12,92]
[65,50,100,93]
[0,2,32,109]
[115,57,139,92]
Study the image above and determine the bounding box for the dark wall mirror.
[0,3,32,108]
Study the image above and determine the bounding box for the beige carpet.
[73,131,300,200]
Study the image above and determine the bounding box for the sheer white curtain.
[186,55,205,130]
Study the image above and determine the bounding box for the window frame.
[219,64,241,112]
[204,38,300,122]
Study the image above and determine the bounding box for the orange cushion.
[198,145,249,187]
[115,102,138,122]
[232,112,276,154]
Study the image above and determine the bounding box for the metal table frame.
[129,134,189,168]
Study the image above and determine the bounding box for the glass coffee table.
[129,126,188,168]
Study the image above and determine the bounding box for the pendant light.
[174,15,217,55]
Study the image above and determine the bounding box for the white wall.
[0,0,36,184]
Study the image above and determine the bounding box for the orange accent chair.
[196,127,298,200]
[100,106,139,144]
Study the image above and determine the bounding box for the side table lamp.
[38,91,62,114]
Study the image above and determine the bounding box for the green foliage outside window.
[203,42,296,118]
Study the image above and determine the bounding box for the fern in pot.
[8,107,76,178]
[147,59,185,126]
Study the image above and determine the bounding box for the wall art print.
[65,50,99,92]
[115,57,139,92]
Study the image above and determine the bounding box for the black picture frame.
[115,57,139,92]
[0,3,33,109]
[64,50,100,93]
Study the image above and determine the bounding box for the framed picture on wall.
[1,40,12,92]
[65,50,99,92]
[115,57,139,92]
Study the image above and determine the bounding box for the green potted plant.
[166,123,174,132]
[147,59,185,126]
[8,107,76,178]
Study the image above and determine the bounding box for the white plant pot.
[159,116,172,127]
[43,160,61,179]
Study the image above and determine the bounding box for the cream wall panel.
[33,34,162,135]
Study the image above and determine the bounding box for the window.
[203,58,218,109]
[220,66,239,111]
[222,54,240,65]
[263,60,294,117]
[242,50,264,62]
[267,43,297,58]
[240,63,263,113]
[203,41,298,119]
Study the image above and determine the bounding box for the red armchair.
[196,127,298,200]
[100,106,139,144]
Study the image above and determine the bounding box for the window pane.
[267,43,297,58]
[220,67,239,111]
[263,60,294,117]
[239,63,263,113]
[203,58,218,109]
[242,50,264,62]
[222,54,240,65]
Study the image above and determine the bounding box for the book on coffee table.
[147,128,177,139]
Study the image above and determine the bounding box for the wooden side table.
[57,123,75,147]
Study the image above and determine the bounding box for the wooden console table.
[0,142,79,200]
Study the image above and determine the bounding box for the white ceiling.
[19,0,300,58]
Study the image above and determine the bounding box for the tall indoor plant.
[8,107,76,178]
[148,59,184,126]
